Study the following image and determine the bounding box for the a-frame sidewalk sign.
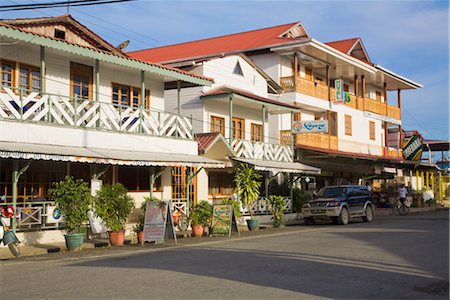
[142,200,177,245]
[210,204,240,237]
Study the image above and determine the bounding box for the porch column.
[177,80,181,115]
[327,110,331,149]
[290,111,294,157]
[40,46,45,93]
[354,75,359,97]
[416,170,419,191]
[384,82,388,114]
[326,66,330,102]
[261,105,266,143]
[398,89,402,148]
[95,59,100,102]
[293,53,298,91]
[12,161,18,233]
[140,71,145,133]
[228,96,233,143]
[361,75,366,111]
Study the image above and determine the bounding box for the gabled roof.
[0,15,125,56]
[195,132,234,155]
[129,22,309,63]
[326,37,371,64]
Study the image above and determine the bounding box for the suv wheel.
[362,205,374,222]
[338,207,349,225]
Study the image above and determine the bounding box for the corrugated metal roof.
[0,142,224,168]
[195,133,221,154]
[325,38,359,54]
[129,22,305,63]
[232,157,320,174]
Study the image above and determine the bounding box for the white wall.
[249,53,280,83]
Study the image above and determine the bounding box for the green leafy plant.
[267,195,286,228]
[221,198,241,219]
[235,164,261,218]
[48,176,92,234]
[94,183,135,231]
[190,201,213,226]
[292,188,312,213]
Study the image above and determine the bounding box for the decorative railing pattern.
[230,139,293,162]
[240,197,292,216]
[2,201,64,232]
[0,87,193,139]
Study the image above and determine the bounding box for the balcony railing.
[280,76,402,120]
[296,133,338,150]
[230,138,293,162]
[0,86,193,139]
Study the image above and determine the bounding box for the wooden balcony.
[386,147,403,158]
[280,76,328,101]
[387,105,401,120]
[295,133,338,150]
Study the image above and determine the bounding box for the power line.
[0,0,134,12]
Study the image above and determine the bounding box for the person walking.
[398,184,408,205]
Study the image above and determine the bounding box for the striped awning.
[0,142,224,168]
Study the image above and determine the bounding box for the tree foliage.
[235,164,261,217]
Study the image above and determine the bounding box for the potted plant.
[267,195,286,228]
[48,176,92,251]
[190,201,213,237]
[235,164,261,231]
[94,183,135,246]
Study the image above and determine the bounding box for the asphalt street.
[1,211,448,299]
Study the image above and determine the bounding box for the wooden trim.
[232,117,245,140]
[345,114,352,136]
[0,59,15,88]
[250,123,263,142]
[369,121,375,140]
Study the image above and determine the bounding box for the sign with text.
[143,201,177,244]
[292,120,328,134]
[211,205,239,237]
[334,79,343,104]
[402,135,423,161]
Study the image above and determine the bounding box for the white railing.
[0,86,193,139]
[230,139,293,162]
[240,197,293,216]
[170,198,188,216]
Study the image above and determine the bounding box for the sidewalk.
[1,205,447,261]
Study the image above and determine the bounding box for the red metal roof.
[195,133,221,154]
[129,22,304,63]
[202,86,299,110]
[325,37,359,54]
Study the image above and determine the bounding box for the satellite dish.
[116,40,130,50]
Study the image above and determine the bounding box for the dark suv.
[302,185,374,225]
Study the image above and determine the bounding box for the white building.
[130,21,422,188]
[0,16,223,243]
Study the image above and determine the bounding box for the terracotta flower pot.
[137,231,144,244]
[191,224,204,237]
[108,230,125,246]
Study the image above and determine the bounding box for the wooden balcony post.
[397,89,402,147]
[262,105,266,143]
[40,46,45,93]
[177,80,181,115]
[228,96,233,142]
[327,110,331,149]
[384,82,388,115]
[293,53,298,91]
[361,75,366,111]
[95,59,100,102]
[354,75,359,108]
[326,66,330,102]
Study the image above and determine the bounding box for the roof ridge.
[326,37,360,44]
[129,21,299,54]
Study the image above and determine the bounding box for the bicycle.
[392,198,410,216]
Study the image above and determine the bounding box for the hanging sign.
[363,111,402,126]
[143,200,177,244]
[292,120,328,134]
[211,205,240,237]
[402,135,423,161]
[334,79,343,104]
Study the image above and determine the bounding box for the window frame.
[369,121,375,140]
[232,117,245,140]
[210,115,225,136]
[250,123,263,142]
[1,60,15,88]
[18,64,41,95]
[70,62,93,101]
[112,82,150,111]
[345,114,352,136]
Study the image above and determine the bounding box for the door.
[171,167,197,204]
[70,62,93,100]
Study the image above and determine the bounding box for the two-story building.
[129,49,320,208]
[130,22,422,190]
[0,15,224,242]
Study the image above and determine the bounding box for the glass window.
[251,123,262,142]
[1,61,13,87]
[210,115,225,136]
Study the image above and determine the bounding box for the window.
[251,123,263,142]
[70,62,93,100]
[172,167,197,203]
[376,91,382,102]
[293,112,301,121]
[1,61,14,87]
[369,121,375,140]
[233,61,244,76]
[232,117,245,139]
[345,114,352,136]
[210,115,225,135]
[19,65,41,94]
[54,29,66,40]
[112,83,150,111]
[208,171,235,195]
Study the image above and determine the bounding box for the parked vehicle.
[302,185,374,225]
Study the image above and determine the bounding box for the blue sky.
[3,0,449,141]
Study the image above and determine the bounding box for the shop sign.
[143,200,177,244]
[211,205,239,237]
[402,135,423,161]
[335,79,343,104]
[292,120,328,134]
[363,111,402,126]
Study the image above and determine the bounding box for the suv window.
[318,187,347,198]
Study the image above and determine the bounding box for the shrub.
[292,188,312,213]
[268,195,286,228]
[221,198,241,219]
[190,201,213,226]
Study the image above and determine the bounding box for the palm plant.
[235,164,261,218]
